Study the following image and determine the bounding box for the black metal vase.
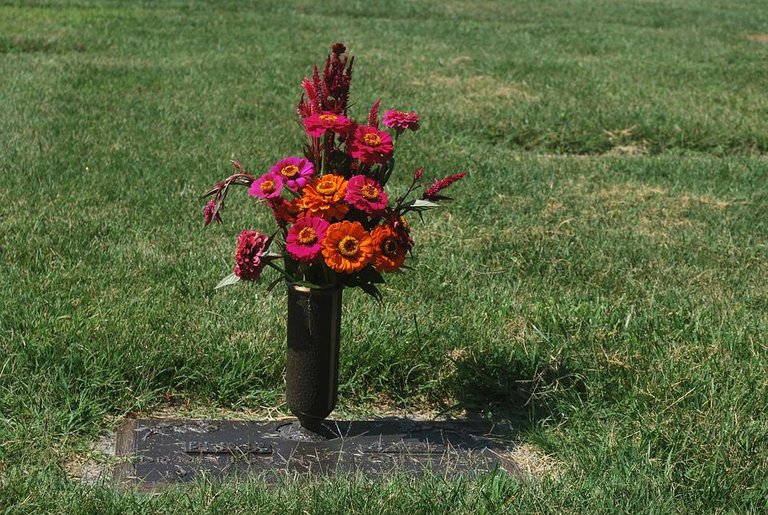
[285,283,342,430]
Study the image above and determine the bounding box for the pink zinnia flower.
[383,110,420,133]
[347,125,393,165]
[345,175,389,214]
[303,112,352,138]
[234,230,269,281]
[249,172,283,199]
[269,157,315,192]
[285,215,330,263]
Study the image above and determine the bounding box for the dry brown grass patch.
[431,74,533,100]
[570,183,741,242]
[412,73,536,112]
[606,144,647,156]
[444,1,517,19]
[65,433,118,484]
[504,442,562,478]
[747,33,768,43]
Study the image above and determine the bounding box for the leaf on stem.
[215,272,240,289]
[400,199,440,212]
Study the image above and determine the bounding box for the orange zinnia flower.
[267,197,302,226]
[298,174,349,221]
[371,224,407,272]
[322,221,373,273]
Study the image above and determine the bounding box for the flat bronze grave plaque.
[114,418,520,487]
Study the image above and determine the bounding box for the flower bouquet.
[202,43,465,429]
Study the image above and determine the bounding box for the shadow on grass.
[441,347,585,433]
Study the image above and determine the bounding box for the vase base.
[276,420,339,441]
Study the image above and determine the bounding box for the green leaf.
[337,266,385,303]
[215,272,240,289]
[401,199,439,212]
[266,276,283,292]
[381,157,396,186]
[345,265,385,285]
[358,282,383,303]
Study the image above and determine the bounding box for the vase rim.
[286,282,342,293]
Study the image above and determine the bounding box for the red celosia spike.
[329,70,341,96]
[302,78,315,100]
[297,94,311,118]
[329,53,340,84]
[331,55,347,94]
[368,99,381,128]
[330,73,342,96]
[330,47,346,88]
[324,101,338,115]
[298,44,354,117]
[338,90,350,114]
[422,172,467,200]
[312,64,325,110]
[318,77,330,110]
[341,56,354,111]
[323,53,331,85]
[302,78,318,114]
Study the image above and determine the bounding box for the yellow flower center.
[363,132,382,147]
[319,114,338,122]
[260,180,275,193]
[338,235,360,257]
[383,238,399,257]
[281,165,300,178]
[297,227,317,245]
[316,179,338,195]
[361,184,380,200]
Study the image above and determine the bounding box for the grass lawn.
[2,0,767,512]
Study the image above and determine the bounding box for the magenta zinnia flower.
[234,230,269,281]
[345,175,389,214]
[347,125,393,165]
[303,112,352,138]
[383,110,420,133]
[269,157,315,192]
[249,173,284,199]
[285,215,330,263]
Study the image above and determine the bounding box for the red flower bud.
[203,200,222,226]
